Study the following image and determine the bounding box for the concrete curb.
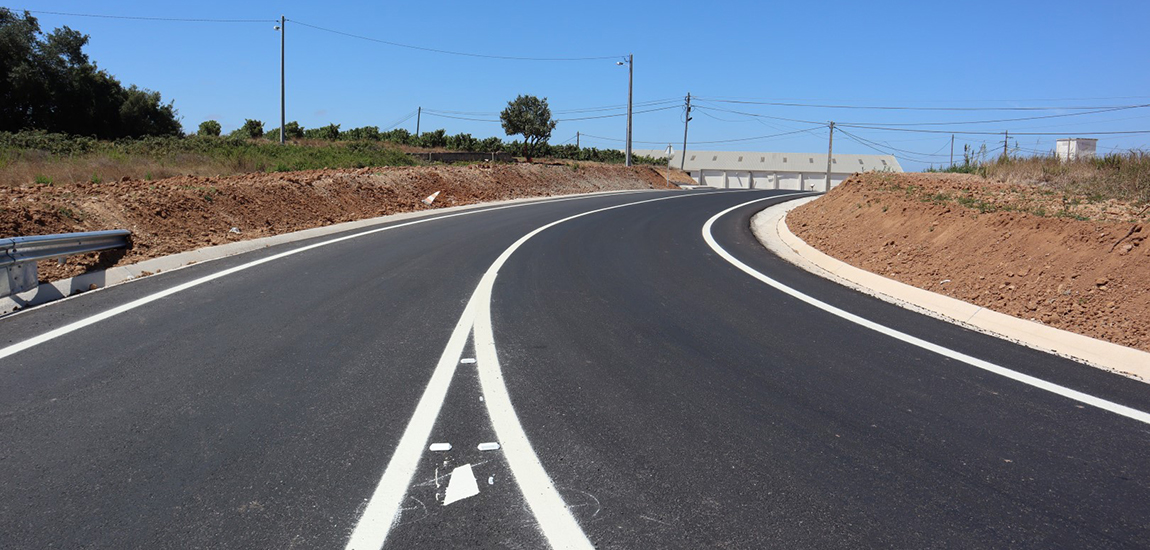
[752,196,1150,383]
[0,189,651,317]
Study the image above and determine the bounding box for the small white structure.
[1055,138,1097,161]
[635,149,901,191]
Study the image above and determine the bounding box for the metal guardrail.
[1,230,131,298]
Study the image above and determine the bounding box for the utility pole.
[625,54,633,166]
[278,15,285,144]
[681,92,692,171]
[950,134,954,167]
[824,122,835,192]
[1003,131,1009,158]
[416,107,421,138]
[576,131,580,149]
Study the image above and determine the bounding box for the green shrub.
[417,129,447,148]
[304,123,341,141]
[230,119,264,139]
[197,120,222,137]
[342,126,381,141]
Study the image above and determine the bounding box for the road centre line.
[0,189,662,362]
[703,196,1150,426]
[345,190,787,549]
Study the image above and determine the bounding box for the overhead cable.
[291,19,621,61]
[19,9,275,23]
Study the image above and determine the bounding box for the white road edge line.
[0,190,653,362]
[702,196,1150,426]
[346,191,759,550]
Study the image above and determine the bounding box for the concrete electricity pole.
[681,92,692,171]
[616,55,634,165]
[1004,131,1009,158]
[416,107,421,138]
[278,15,285,144]
[624,54,633,166]
[576,131,580,149]
[824,122,835,192]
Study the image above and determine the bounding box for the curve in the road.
[703,196,1150,426]
[348,191,795,549]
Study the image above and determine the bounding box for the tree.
[0,8,181,137]
[500,95,556,160]
[198,120,222,137]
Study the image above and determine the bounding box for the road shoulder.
[752,196,1150,382]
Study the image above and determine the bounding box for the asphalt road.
[1,189,1148,549]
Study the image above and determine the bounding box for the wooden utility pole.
[1003,131,1009,158]
[950,134,954,167]
[681,92,692,171]
[416,107,421,138]
[824,122,835,192]
[576,131,580,149]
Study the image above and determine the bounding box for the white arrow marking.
[442,464,480,506]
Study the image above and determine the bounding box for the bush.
[342,126,381,141]
[380,128,413,145]
[446,132,478,151]
[304,123,341,141]
[417,128,447,148]
[198,120,222,137]
[263,120,305,141]
[230,119,264,139]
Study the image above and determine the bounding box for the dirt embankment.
[788,172,1150,352]
[1,162,675,282]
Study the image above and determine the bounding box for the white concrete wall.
[692,170,853,190]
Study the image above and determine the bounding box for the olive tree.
[499,95,556,160]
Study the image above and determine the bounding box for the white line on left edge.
[702,195,1150,426]
[345,190,777,550]
[0,190,650,362]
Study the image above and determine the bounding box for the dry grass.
[0,152,247,186]
[979,151,1150,204]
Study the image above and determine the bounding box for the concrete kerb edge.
[0,188,653,317]
[751,195,1150,383]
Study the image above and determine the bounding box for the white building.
[635,149,902,191]
[1055,138,1097,161]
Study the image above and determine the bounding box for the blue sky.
[11,0,1150,170]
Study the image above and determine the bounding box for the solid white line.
[0,190,651,363]
[702,196,1150,426]
[346,191,752,550]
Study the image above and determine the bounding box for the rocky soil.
[788,172,1150,352]
[1,162,675,282]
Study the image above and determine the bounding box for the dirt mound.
[788,172,1150,352]
[1,163,673,282]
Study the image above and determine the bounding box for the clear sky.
[12,0,1150,171]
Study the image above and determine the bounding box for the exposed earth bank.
[1,162,675,282]
[788,172,1150,352]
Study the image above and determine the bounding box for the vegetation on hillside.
[0,9,181,138]
[926,149,1149,204]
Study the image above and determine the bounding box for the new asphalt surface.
[1,189,1147,549]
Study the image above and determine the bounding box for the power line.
[422,104,679,123]
[291,19,621,61]
[691,104,824,125]
[558,105,676,121]
[19,9,275,23]
[581,127,822,146]
[422,98,679,117]
[836,125,1150,136]
[842,104,1150,127]
[835,128,942,165]
[692,96,1149,111]
[696,101,1150,129]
